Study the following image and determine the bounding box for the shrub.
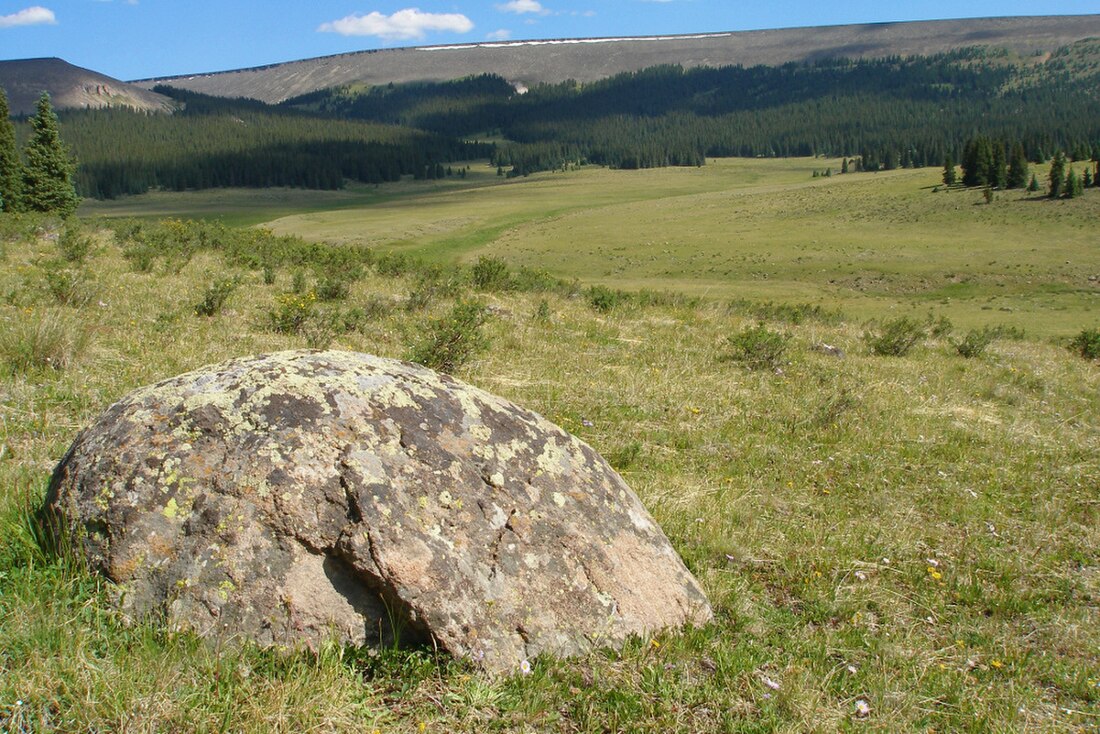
[266,291,318,334]
[952,327,998,358]
[533,299,551,323]
[315,274,351,302]
[290,270,308,295]
[407,300,491,373]
[729,299,845,326]
[42,260,93,308]
[262,265,277,286]
[586,285,623,313]
[1070,328,1100,360]
[928,315,954,339]
[725,323,791,371]
[194,276,240,317]
[56,222,92,263]
[471,256,512,291]
[0,309,88,374]
[865,316,925,356]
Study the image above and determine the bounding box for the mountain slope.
[0,58,175,116]
[137,15,1100,104]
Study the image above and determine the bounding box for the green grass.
[4,162,1099,731]
[262,159,1098,337]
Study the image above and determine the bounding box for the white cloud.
[496,0,548,15]
[486,29,512,41]
[318,8,473,40]
[0,6,57,29]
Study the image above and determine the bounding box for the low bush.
[41,260,93,308]
[725,323,791,371]
[407,300,491,373]
[729,299,845,326]
[471,256,512,292]
[865,316,925,356]
[194,276,240,317]
[586,285,624,313]
[1070,327,1100,360]
[266,291,318,334]
[952,327,998,358]
[56,222,93,264]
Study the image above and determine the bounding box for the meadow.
[88,157,1099,337]
[1,159,1097,731]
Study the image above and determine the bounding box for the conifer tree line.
[5,41,1100,198]
[0,88,80,215]
[945,134,1100,197]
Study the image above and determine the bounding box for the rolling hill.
[135,15,1100,104]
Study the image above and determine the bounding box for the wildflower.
[855,699,871,717]
[581,418,593,427]
[926,558,939,568]
[520,659,532,675]
[990,659,1004,669]
[650,639,661,649]
[854,570,867,581]
[847,664,858,674]
[762,676,781,691]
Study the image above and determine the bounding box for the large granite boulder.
[45,350,711,671]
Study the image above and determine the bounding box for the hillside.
[136,15,1100,104]
[0,57,175,116]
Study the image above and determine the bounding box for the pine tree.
[1048,151,1066,199]
[942,153,957,186]
[990,142,1007,189]
[21,93,81,216]
[1065,169,1083,198]
[1027,174,1040,193]
[1006,142,1029,189]
[0,86,21,212]
[961,136,993,187]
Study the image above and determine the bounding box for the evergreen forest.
[10,40,1100,198]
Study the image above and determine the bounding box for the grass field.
[85,158,1100,337]
[6,162,1099,731]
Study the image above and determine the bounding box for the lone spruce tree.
[0,86,20,212]
[21,93,80,216]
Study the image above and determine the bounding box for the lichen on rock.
[45,350,712,671]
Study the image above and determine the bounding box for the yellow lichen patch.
[163,498,180,519]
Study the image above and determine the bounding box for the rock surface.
[45,350,712,671]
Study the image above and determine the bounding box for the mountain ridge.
[133,15,1100,104]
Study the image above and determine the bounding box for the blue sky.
[1,1,1097,81]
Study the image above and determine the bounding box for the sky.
[1,1,1097,81]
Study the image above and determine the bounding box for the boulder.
[45,350,712,671]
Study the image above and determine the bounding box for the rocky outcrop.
[45,350,711,671]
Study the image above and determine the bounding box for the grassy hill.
[3,160,1098,731]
